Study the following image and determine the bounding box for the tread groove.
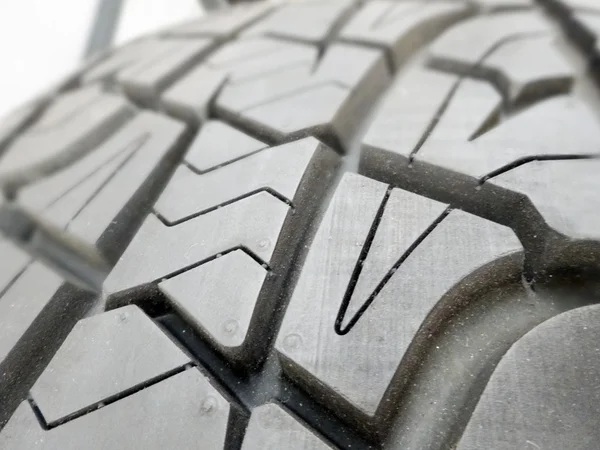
[334,186,391,334]
[479,153,596,183]
[413,32,550,161]
[335,206,452,335]
[152,187,293,227]
[64,135,149,229]
[4,3,600,449]
[42,363,192,429]
[181,144,269,174]
[154,312,376,450]
[158,245,271,283]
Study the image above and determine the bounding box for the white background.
[0,0,205,119]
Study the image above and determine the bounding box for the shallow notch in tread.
[28,305,190,425]
[0,263,95,428]
[1,368,233,449]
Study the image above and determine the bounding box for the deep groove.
[278,376,377,450]
[27,397,49,431]
[384,258,600,450]
[224,406,249,450]
[156,312,262,411]
[42,364,192,428]
[335,207,452,335]
[153,187,293,227]
[154,311,376,450]
[480,153,596,183]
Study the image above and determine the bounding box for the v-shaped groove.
[334,203,451,336]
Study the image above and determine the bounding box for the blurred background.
[0,0,206,118]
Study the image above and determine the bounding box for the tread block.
[160,65,227,124]
[490,158,600,240]
[418,79,501,148]
[104,191,289,297]
[183,120,267,173]
[217,64,315,112]
[30,305,190,424]
[276,173,520,427]
[155,137,322,223]
[117,38,214,106]
[457,305,600,450]
[159,250,267,352]
[165,1,273,37]
[241,0,356,44]
[206,37,318,83]
[1,369,230,450]
[242,403,333,450]
[428,12,551,72]
[417,96,600,179]
[17,112,186,262]
[339,0,472,68]
[0,88,134,188]
[216,43,389,149]
[435,36,575,105]
[362,67,458,160]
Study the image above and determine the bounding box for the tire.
[1,0,600,448]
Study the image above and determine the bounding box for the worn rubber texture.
[1,0,600,448]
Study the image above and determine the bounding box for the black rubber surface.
[1,0,600,449]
